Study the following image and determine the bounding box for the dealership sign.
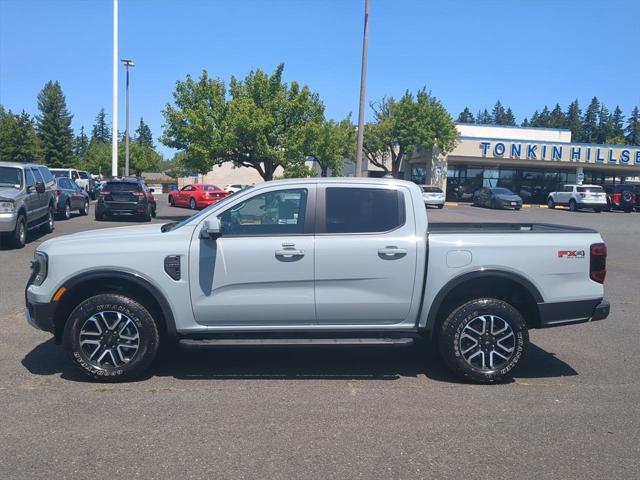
[474,140,640,166]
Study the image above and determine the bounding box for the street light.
[121,58,135,176]
[355,0,370,177]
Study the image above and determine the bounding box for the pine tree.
[491,100,506,125]
[503,108,516,126]
[625,106,640,145]
[477,109,492,124]
[134,117,154,146]
[610,106,625,139]
[73,126,90,164]
[538,106,551,127]
[521,118,529,127]
[565,100,582,141]
[529,111,540,127]
[549,103,566,129]
[582,97,600,143]
[456,107,475,123]
[91,108,111,143]
[0,109,43,163]
[596,104,611,144]
[35,81,74,167]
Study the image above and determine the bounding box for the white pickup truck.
[25,178,609,383]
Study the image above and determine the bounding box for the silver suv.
[0,162,57,248]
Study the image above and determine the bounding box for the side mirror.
[35,182,45,194]
[149,188,155,193]
[200,217,222,239]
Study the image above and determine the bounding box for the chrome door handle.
[378,246,407,258]
[275,249,305,258]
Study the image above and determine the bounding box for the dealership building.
[393,124,640,203]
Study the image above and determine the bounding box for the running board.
[178,337,414,348]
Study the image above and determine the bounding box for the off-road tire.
[79,199,89,216]
[438,298,528,383]
[63,293,160,381]
[547,198,555,209]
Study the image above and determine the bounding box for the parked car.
[473,187,523,210]
[54,177,90,219]
[420,185,445,209]
[603,184,636,213]
[224,184,250,194]
[0,162,56,248]
[77,170,96,199]
[50,168,90,194]
[547,184,607,212]
[168,184,228,210]
[26,178,609,383]
[95,177,156,221]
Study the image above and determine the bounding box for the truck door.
[189,185,316,326]
[314,185,418,325]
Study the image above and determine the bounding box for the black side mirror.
[35,182,45,194]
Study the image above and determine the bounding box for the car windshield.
[577,186,603,192]
[105,182,140,192]
[422,186,442,193]
[492,188,515,195]
[51,170,70,178]
[201,185,222,191]
[0,167,23,188]
[163,186,254,232]
[78,172,89,179]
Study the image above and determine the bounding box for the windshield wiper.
[161,221,179,233]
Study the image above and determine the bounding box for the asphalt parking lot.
[1,197,639,479]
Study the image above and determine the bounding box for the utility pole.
[355,0,370,177]
[111,0,118,177]
[121,59,135,176]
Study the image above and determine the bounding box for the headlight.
[0,201,14,213]
[31,251,48,286]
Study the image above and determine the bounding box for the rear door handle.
[378,246,407,258]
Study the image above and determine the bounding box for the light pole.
[112,0,118,177]
[121,59,135,177]
[355,0,370,177]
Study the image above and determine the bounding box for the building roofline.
[458,136,640,149]
[455,122,573,133]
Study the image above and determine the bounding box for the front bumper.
[24,300,56,334]
[538,299,610,328]
[497,200,522,209]
[0,212,18,232]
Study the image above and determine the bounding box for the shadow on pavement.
[22,338,577,384]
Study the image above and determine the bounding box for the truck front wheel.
[63,293,159,381]
[438,298,528,383]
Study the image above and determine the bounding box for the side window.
[31,168,44,184]
[71,170,79,180]
[25,168,36,187]
[219,189,308,236]
[182,185,193,191]
[38,167,54,184]
[325,187,405,234]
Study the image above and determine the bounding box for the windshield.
[421,186,442,193]
[0,167,23,189]
[577,186,603,193]
[492,188,515,195]
[78,171,89,179]
[164,186,255,231]
[51,170,70,178]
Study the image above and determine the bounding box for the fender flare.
[425,269,544,330]
[59,269,177,337]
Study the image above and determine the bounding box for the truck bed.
[428,222,598,234]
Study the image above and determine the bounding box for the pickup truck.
[25,178,610,383]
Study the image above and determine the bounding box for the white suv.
[547,184,607,212]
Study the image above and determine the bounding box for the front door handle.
[275,249,305,259]
[378,246,407,259]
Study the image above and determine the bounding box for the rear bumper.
[97,201,147,214]
[537,299,610,328]
[577,202,607,209]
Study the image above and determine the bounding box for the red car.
[168,184,228,209]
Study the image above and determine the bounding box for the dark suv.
[603,184,637,213]
[95,178,157,222]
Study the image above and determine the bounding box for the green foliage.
[610,106,625,139]
[626,106,640,145]
[582,97,600,143]
[119,141,162,176]
[364,89,458,178]
[596,104,611,144]
[83,141,112,175]
[162,152,191,179]
[456,107,475,123]
[73,126,89,164]
[565,100,582,141]
[491,101,506,125]
[605,135,626,145]
[476,109,492,124]
[304,117,355,177]
[162,64,324,181]
[135,117,154,147]
[35,81,74,167]
[281,164,317,179]
[502,108,516,126]
[91,108,111,143]
[0,108,43,163]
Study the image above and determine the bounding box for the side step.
[178,337,414,348]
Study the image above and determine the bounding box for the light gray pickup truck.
[25,178,610,382]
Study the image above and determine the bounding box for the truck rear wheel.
[63,293,159,381]
[438,298,528,383]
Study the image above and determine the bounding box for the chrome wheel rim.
[18,221,26,243]
[190,199,195,209]
[65,204,70,219]
[459,315,515,371]
[79,311,140,369]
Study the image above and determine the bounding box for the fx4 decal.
[558,250,586,258]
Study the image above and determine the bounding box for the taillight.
[590,243,607,284]
[56,191,61,197]
[100,190,110,196]
[132,192,145,197]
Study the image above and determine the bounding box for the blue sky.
[1,0,639,157]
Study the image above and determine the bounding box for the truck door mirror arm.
[200,218,223,240]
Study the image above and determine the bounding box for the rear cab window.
[577,186,603,193]
[323,187,405,234]
[105,182,142,192]
[421,186,442,193]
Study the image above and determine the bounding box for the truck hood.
[0,187,21,200]
[39,223,166,252]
